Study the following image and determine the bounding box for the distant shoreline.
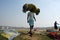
[0,26,60,30]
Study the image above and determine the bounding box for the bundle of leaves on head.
[23,3,40,15]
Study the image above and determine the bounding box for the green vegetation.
[0,29,56,40]
[0,35,8,40]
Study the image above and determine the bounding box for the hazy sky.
[0,0,60,27]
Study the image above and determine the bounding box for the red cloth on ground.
[50,32,60,40]
[50,32,57,36]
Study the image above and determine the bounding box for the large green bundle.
[23,3,40,15]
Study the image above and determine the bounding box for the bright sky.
[0,0,60,28]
